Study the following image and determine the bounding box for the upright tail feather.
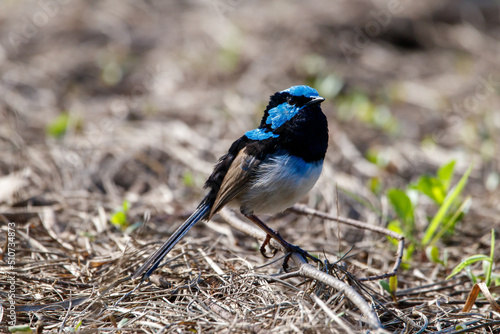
[132,200,212,280]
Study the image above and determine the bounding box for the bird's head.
[245,85,325,141]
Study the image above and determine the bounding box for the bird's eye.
[286,96,296,105]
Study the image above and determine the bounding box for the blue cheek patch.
[245,128,279,140]
[266,103,299,130]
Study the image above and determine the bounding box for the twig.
[413,310,429,334]
[290,204,404,281]
[1,271,93,289]
[312,294,354,333]
[396,276,465,297]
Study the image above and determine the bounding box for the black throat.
[276,105,328,163]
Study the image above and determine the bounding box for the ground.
[1,0,499,333]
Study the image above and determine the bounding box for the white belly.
[239,154,323,214]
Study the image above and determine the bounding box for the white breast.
[239,154,323,215]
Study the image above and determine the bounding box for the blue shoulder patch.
[245,128,279,140]
[282,85,319,98]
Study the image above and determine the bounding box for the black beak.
[305,96,325,106]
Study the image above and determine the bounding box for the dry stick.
[312,294,354,333]
[290,204,405,282]
[4,271,93,289]
[218,208,382,330]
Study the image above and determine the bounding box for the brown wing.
[210,148,261,217]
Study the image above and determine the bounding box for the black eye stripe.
[264,93,316,120]
[285,94,312,107]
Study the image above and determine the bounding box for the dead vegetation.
[1,0,500,333]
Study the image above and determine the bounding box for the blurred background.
[1,0,500,331]
[1,0,499,226]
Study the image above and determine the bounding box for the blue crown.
[281,85,319,98]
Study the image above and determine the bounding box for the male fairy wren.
[133,85,328,279]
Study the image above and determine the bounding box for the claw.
[259,235,278,258]
[281,243,321,272]
[282,252,293,271]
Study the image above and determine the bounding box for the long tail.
[132,199,212,280]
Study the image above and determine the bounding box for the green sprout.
[110,200,131,231]
[447,229,495,287]
[46,112,82,138]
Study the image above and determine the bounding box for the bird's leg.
[244,214,320,270]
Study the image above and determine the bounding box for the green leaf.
[416,176,446,205]
[365,149,379,165]
[379,280,391,294]
[489,228,495,261]
[183,171,195,187]
[387,220,403,245]
[426,246,444,265]
[438,160,456,190]
[403,244,415,264]
[387,220,403,234]
[422,164,473,246]
[446,254,491,279]
[389,275,398,296]
[369,177,382,195]
[429,196,471,247]
[380,277,397,300]
[46,112,70,138]
[110,200,131,230]
[485,229,495,287]
[387,189,414,227]
[111,211,128,228]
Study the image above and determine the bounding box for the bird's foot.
[245,214,319,270]
[259,234,278,258]
[282,242,321,272]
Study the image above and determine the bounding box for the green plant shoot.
[447,229,495,287]
[110,200,131,231]
[422,164,472,246]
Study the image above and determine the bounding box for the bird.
[132,85,328,280]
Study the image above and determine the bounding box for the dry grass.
[1,0,500,332]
